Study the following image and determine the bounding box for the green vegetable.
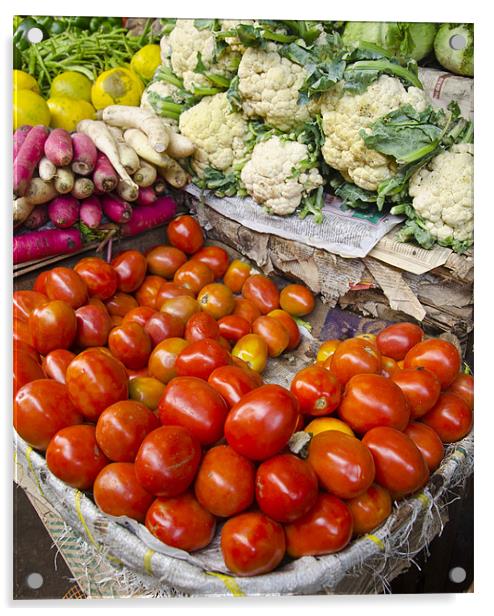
[434,23,474,77]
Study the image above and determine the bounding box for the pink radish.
[120,196,177,237]
[93,153,118,193]
[101,194,133,223]
[13,228,83,264]
[71,132,97,176]
[44,128,73,167]
[23,204,49,230]
[136,186,158,207]
[14,125,50,196]
[80,196,103,229]
[48,195,80,228]
[13,125,32,160]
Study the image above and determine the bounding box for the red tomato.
[145,492,215,551]
[74,257,118,301]
[252,315,289,357]
[404,422,445,471]
[135,425,201,497]
[122,305,156,327]
[381,356,402,379]
[147,337,189,383]
[184,311,220,343]
[167,215,204,255]
[233,297,261,325]
[290,365,341,416]
[14,379,82,450]
[108,322,152,370]
[194,445,255,517]
[14,316,33,346]
[158,376,229,445]
[95,400,160,462]
[156,281,195,308]
[197,283,235,319]
[307,430,375,499]
[220,512,286,576]
[421,392,473,443]
[29,300,77,355]
[14,348,45,395]
[13,290,48,321]
[44,267,88,309]
[32,270,49,294]
[128,376,165,410]
[255,453,318,523]
[339,373,410,434]
[135,275,167,309]
[392,367,441,419]
[224,384,299,460]
[75,304,113,348]
[267,309,301,350]
[285,493,353,558]
[346,484,392,536]
[331,338,382,385]
[65,348,128,421]
[404,338,461,389]
[231,334,268,373]
[242,274,280,314]
[42,349,75,384]
[223,259,252,293]
[146,245,187,279]
[191,245,230,279]
[94,462,153,522]
[217,315,251,344]
[104,292,138,317]
[174,261,215,295]
[111,250,147,293]
[446,373,474,410]
[362,426,430,498]
[317,339,341,363]
[160,295,201,326]
[175,338,230,381]
[208,365,261,408]
[144,312,184,347]
[376,322,424,361]
[279,284,315,317]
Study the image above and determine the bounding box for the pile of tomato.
[13,214,474,578]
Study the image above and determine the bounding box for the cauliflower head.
[408,143,473,245]
[240,135,323,215]
[140,81,183,125]
[237,46,311,132]
[179,93,249,176]
[320,75,429,191]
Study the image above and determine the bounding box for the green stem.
[346,59,423,89]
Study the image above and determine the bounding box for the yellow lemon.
[130,44,162,82]
[47,96,95,132]
[91,67,144,110]
[50,71,93,103]
[304,417,355,438]
[13,70,40,93]
[13,89,50,130]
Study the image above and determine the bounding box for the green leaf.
[226,75,242,112]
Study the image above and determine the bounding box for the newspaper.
[419,67,474,120]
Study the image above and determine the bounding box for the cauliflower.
[219,20,257,51]
[320,75,429,191]
[408,143,473,245]
[179,93,250,176]
[140,81,183,125]
[237,46,311,131]
[240,136,323,215]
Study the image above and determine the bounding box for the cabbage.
[434,24,473,77]
[342,22,437,61]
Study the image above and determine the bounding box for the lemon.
[47,96,95,132]
[13,89,50,130]
[13,70,40,93]
[50,71,93,103]
[91,67,144,110]
[130,44,162,82]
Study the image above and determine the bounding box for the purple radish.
[48,195,80,228]
[13,125,32,160]
[23,204,49,230]
[71,177,95,200]
[101,194,133,223]
[79,196,103,229]
[71,132,97,176]
[13,228,83,264]
[14,125,50,196]
[93,153,118,192]
[136,186,158,207]
[120,197,177,237]
[44,128,73,167]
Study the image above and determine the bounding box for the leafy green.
[196,167,246,198]
[298,186,325,224]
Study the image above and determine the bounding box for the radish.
[71,177,95,200]
[157,162,189,189]
[71,132,97,176]
[14,198,35,228]
[116,179,139,202]
[133,160,157,187]
[24,204,49,230]
[79,196,103,229]
[101,194,133,223]
[107,125,140,174]
[54,167,75,194]
[136,186,158,207]
[48,195,80,228]
[154,178,168,195]
[102,105,170,153]
[14,125,50,196]
[13,125,32,160]
[120,196,177,237]
[38,156,57,182]
[24,179,58,205]
[44,128,73,167]
[93,153,118,193]
[14,228,83,265]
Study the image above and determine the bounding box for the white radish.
[157,163,190,189]
[14,198,35,228]
[107,125,141,175]
[116,179,139,202]
[24,179,58,205]
[133,160,157,187]
[124,128,177,169]
[102,105,170,153]
[54,167,75,194]
[71,177,95,200]
[38,157,57,182]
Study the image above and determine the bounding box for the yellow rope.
[366,534,385,550]
[206,572,245,597]
[25,446,45,497]
[143,549,155,576]
[74,490,98,548]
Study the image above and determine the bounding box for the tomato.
[196,283,234,320]
[105,292,138,317]
[356,333,377,345]
[285,493,353,558]
[307,430,375,499]
[111,250,147,293]
[175,338,230,381]
[148,337,189,383]
[304,417,355,437]
[207,365,260,408]
[44,267,88,309]
[166,215,204,255]
[223,259,252,293]
[74,257,118,301]
[290,365,341,416]
[145,492,215,551]
[242,274,280,315]
[421,392,473,443]
[376,322,424,361]
[122,305,156,328]
[392,367,441,419]
[252,315,289,357]
[346,484,392,536]
[46,424,109,490]
[13,290,48,321]
[404,338,461,389]
[224,384,299,460]
[14,348,45,395]
[230,358,265,386]
[129,376,165,410]
[65,348,128,421]
[220,512,285,576]
[184,311,220,343]
[14,317,34,347]
[331,338,382,385]
[217,315,251,345]
[33,270,50,294]
[190,245,230,279]
[135,275,167,309]
[94,462,153,522]
[29,300,77,355]
[14,339,40,364]
[108,322,152,370]
[267,309,300,350]
[42,349,75,384]
[404,422,445,471]
[231,334,268,373]
[339,374,410,434]
[279,284,315,317]
[14,379,82,450]
[381,356,402,379]
[156,281,195,308]
[194,445,255,517]
[95,400,160,462]
[446,373,474,410]
[144,312,184,347]
[174,260,214,295]
[233,297,261,325]
[158,376,229,445]
[362,426,430,498]
[316,339,341,363]
[135,425,201,497]
[146,245,187,279]
[160,295,201,326]
[75,303,112,348]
